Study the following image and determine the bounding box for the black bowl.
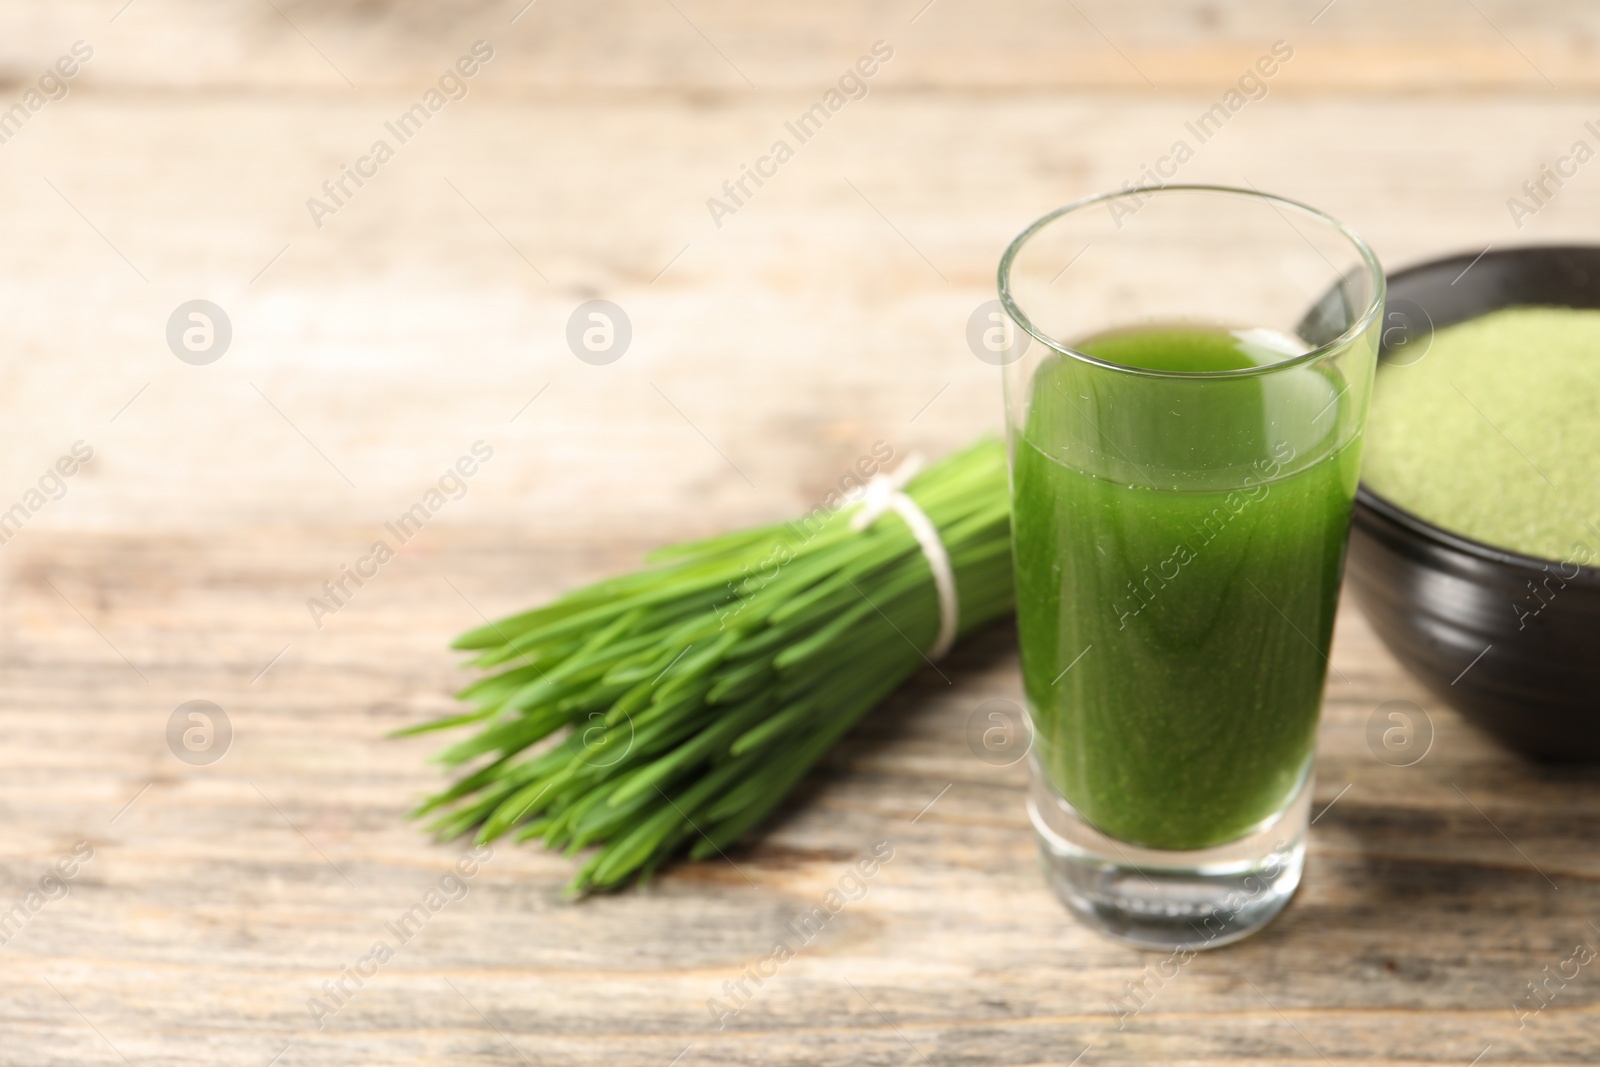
[1346,245,1600,761]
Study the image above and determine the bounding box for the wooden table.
[1,2,1597,1063]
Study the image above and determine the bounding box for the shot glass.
[996,186,1383,949]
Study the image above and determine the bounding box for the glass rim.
[996,184,1386,381]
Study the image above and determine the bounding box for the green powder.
[1361,306,1600,561]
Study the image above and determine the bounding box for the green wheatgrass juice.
[1013,325,1365,850]
[1362,306,1600,562]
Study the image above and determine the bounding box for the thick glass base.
[1028,764,1309,951]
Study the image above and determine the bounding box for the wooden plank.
[0,92,1588,529]
[0,0,1595,91]
[1,525,1597,1065]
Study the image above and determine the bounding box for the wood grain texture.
[1,1,1599,1063]
[4,529,1599,1067]
[1,0,1598,91]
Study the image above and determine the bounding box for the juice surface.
[1012,324,1361,849]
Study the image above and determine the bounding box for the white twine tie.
[849,455,960,661]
